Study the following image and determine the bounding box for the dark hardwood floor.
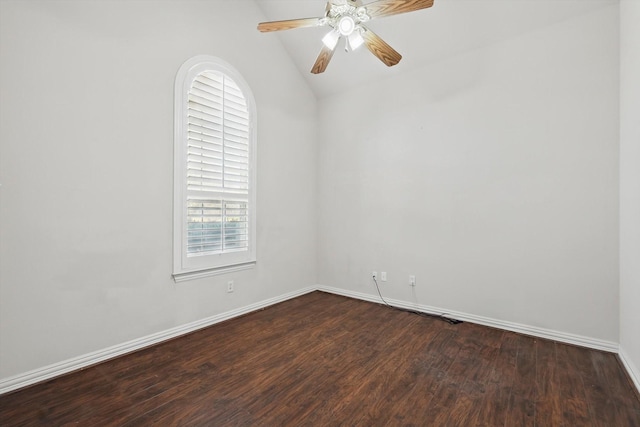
[1,291,639,426]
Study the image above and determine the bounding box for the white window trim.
[173,55,257,282]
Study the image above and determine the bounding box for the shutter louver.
[186,71,250,256]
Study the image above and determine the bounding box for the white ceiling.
[255,0,615,99]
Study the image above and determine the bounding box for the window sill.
[172,261,256,283]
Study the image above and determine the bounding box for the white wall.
[0,0,317,380]
[619,0,640,389]
[317,4,620,343]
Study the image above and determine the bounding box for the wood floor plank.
[555,343,591,426]
[535,339,566,427]
[1,291,639,426]
[465,330,514,426]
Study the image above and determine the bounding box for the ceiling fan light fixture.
[258,0,436,74]
[322,29,340,50]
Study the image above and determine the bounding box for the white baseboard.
[619,346,640,395]
[316,285,619,353]
[1,284,628,396]
[0,286,316,395]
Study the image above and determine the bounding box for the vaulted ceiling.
[256,0,615,99]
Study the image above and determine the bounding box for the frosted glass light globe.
[338,16,355,36]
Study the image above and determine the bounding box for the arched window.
[173,56,256,281]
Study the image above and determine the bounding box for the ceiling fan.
[257,0,435,74]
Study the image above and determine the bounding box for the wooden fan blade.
[362,28,402,66]
[364,0,434,19]
[311,45,336,74]
[257,17,323,32]
[325,1,332,16]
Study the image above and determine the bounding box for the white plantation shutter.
[186,71,250,256]
[174,56,256,281]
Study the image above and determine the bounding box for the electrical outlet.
[381,272,387,282]
[409,275,416,286]
[227,280,234,293]
[372,271,377,279]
